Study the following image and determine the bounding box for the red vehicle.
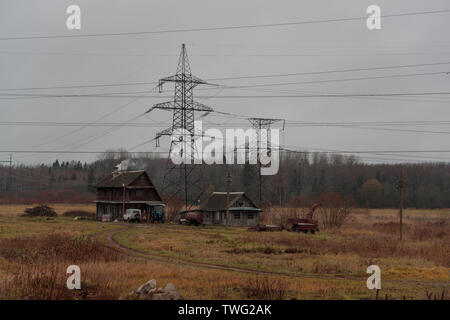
[179,210,204,226]
[287,203,320,234]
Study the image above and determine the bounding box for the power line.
[279,145,450,162]
[1,9,450,40]
[3,62,450,92]
[1,149,448,164]
[208,80,450,106]
[202,71,450,90]
[1,120,450,127]
[14,84,159,162]
[0,81,158,92]
[1,120,450,136]
[2,149,450,154]
[207,61,450,81]
[4,50,450,58]
[188,42,450,49]
[3,92,450,99]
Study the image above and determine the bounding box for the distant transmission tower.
[247,117,285,206]
[147,44,213,209]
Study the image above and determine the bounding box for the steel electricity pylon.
[247,117,285,206]
[146,44,213,209]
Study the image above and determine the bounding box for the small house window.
[248,213,254,219]
[136,190,144,197]
[234,213,240,219]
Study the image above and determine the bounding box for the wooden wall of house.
[96,203,122,221]
[96,187,160,202]
[203,212,213,224]
[231,196,257,209]
[127,188,161,201]
[129,174,153,187]
[202,210,259,227]
[226,211,259,227]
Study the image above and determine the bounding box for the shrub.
[315,192,354,229]
[21,205,57,217]
[424,288,448,300]
[242,276,287,300]
[0,233,121,299]
[165,199,184,223]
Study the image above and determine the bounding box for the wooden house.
[94,168,164,221]
[197,192,261,227]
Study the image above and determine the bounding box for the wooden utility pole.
[1,154,13,192]
[398,168,404,240]
[122,183,126,221]
[9,154,12,192]
[258,161,262,207]
[225,171,232,226]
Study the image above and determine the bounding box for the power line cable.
[3,92,450,99]
[1,120,450,135]
[202,71,450,90]
[2,61,450,92]
[1,8,450,40]
[14,85,159,163]
[2,120,450,127]
[4,50,450,57]
[2,149,450,154]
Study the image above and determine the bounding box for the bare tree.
[315,192,355,229]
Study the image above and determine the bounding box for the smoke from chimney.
[115,159,146,173]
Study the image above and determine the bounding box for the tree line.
[0,149,448,208]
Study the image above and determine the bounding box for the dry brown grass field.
[0,204,448,300]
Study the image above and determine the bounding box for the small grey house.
[198,192,261,227]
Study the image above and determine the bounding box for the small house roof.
[198,192,260,212]
[94,170,145,188]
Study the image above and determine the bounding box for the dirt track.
[91,223,447,287]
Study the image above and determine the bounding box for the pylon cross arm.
[192,102,214,117]
[193,102,213,112]
[156,127,174,139]
[159,75,207,85]
[190,75,208,85]
[146,101,175,114]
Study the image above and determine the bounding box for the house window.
[234,213,240,219]
[136,190,144,197]
[248,213,254,219]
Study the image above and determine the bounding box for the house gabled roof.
[94,170,146,188]
[198,192,260,212]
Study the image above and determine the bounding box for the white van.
[124,209,141,222]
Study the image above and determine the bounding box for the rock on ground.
[127,279,184,300]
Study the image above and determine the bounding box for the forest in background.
[0,149,449,208]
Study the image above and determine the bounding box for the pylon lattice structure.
[147,44,213,209]
[247,117,285,206]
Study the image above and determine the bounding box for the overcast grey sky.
[0,0,449,165]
